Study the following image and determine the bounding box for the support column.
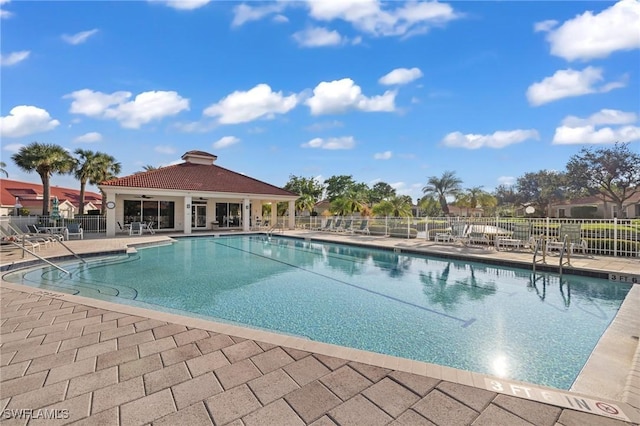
[105,192,116,237]
[243,198,250,232]
[184,196,192,234]
[288,200,295,229]
[271,201,277,227]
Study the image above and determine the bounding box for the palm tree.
[330,189,368,216]
[373,196,413,217]
[74,149,102,213]
[143,165,157,171]
[12,143,75,216]
[88,153,122,213]
[0,161,8,178]
[295,194,316,215]
[422,171,462,216]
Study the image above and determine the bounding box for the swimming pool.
[3,235,633,390]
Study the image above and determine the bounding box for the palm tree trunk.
[41,173,50,216]
[79,180,86,215]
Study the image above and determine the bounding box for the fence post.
[613,217,618,257]
[545,217,550,241]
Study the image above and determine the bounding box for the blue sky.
[1,0,639,202]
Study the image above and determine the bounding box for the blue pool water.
[3,235,632,390]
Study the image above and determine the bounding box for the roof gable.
[0,179,102,208]
[101,162,297,197]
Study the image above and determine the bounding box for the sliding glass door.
[215,202,242,227]
[123,200,175,230]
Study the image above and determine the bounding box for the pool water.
[3,235,632,390]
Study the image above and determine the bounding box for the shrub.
[585,238,639,256]
[389,227,418,239]
[570,206,601,218]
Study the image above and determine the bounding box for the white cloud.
[553,109,640,145]
[74,132,102,143]
[154,145,176,154]
[533,19,558,32]
[541,0,640,61]
[378,67,423,85]
[62,29,99,45]
[65,89,189,128]
[3,143,24,153]
[553,125,640,145]
[305,120,344,132]
[442,129,539,149]
[232,3,286,27]
[0,0,12,19]
[374,151,392,160]
[526,66,625,106]
[213,136,240,149]
[306,78,396,115]
[306,0,460,38]
[273,14,288,23]
[561,109,637,127]
[301,136,355,150]
[0,105,60,138]
[147,0,210,10]
[293,27,344,47]
[497,176,516,186]
[0,50,30,66]
[203,84,298,124]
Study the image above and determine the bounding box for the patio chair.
[353,220,370,235]
[467,224,490,248]
[435,223,469,245]
[143,221,155,235]
[65,223,84,240]
[129,222,143,236]
[117,221,131,234]
[546,223,587,256]
[497,223,533,251]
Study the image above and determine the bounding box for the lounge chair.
[6,223,55,247]
[319,218,334,232]
[338,219,353,233]
[353,220,370,235]
[27,224,62,243]
[546,223,587,256]
[497,223,533,251]
[330,218,344,232]
[65,223,84,240]
[129,222,143,236]
[0,225,42,251]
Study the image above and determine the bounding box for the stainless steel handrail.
[6,240,72,277]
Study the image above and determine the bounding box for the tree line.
[4,141,638,218]
[285,143,640,218]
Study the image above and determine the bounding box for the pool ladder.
[532,234,570,278]
[266,223,285,237]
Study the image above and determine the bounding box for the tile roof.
[0,179,102,208]
[101,162,298,197]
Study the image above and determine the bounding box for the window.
[123,200,175,229]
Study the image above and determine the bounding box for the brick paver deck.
[1,232,639,425]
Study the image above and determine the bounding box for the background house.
[0,179,102,217]
[550,193,640,219]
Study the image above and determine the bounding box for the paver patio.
[1,232,639,425]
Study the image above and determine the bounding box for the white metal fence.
[293,216,640,258]
[2,215,638,257]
